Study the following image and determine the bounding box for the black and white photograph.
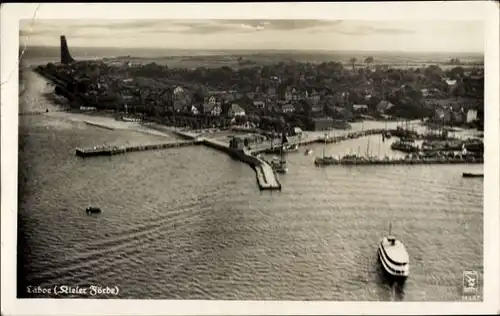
[2,2,499,316]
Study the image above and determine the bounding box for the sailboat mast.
[378,133,381,156]
[280,132,284,160]
[323,132,327,158]
[389,222,392,235]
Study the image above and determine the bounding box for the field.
[21,45,484,70]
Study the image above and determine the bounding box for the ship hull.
[378,248,409,282]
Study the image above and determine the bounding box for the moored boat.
[305,148,313,155]
[462,172,484,178]
[314,155,337,165]
[391,140,420,153]
[314,131,337,166]
[284,143,299,152]
[378,223,409,280]
[271,133,289,173]
[85,206,102,214]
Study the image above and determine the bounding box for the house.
[467,109,478,123]
[228,103,246,117]
[445,79,458,94]
[282,103,295,113]
[190,104,199,115]
[376,100,395,113]
[208,96,216,105]
[307,117,336,131]
[453,111,466,124]
[353,104,369,113]
[253,100,265,109]
[333,106,348,115]
[173,99,188,113]
[435,108,452,123]
[203,103,222,116]
[222,94,235,103]
[173,86,184,96]
[311,105,324,117]
[267,87,277,97]
[307,88,321,103]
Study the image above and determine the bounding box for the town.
[34,53,484,135]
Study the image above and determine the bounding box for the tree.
[448,66,465,79]
[349,57,357,71]
[364,56,374,68]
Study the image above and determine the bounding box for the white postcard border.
[2,2,499,315]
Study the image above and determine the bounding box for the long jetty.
[76,127,282,191]
[76,140,200,157]
[316,156,483,166]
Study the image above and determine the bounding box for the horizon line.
[20,45,485,56]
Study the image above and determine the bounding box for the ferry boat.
[378,223,409,280]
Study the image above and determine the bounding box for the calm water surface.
[17,69,483,301]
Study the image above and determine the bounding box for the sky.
[19,19,484,53]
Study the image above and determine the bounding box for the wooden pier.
[76,140,200,157]
[315,156,484,166]
[249,128,386,155]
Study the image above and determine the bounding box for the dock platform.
[76,140,199,157]
[316,156,484,166]
[255,158,282,191]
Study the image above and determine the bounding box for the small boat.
[462,172,484,178]
[85,206,102,214]
[284,143,299,152]
[304,148,313,155]
[273,162,288,174]
[378,223,409,280]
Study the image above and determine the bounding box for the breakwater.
[315,156,483,166]
[200,138,281,191]
[76,140,200,157]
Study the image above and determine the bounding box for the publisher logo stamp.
[462,270,478,294]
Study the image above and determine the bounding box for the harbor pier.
[316,156,483,166]
[76,140,200,157]
[249,128,387,155]
[201,138,281,191]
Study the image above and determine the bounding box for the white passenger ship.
[378,223,410,279]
